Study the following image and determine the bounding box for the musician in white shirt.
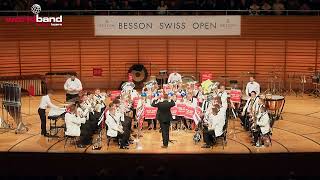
[168,71,182,84]
[105,102,128,149]
[241,91,260,131]
[218,85,228,109]
[64,74,83,102]
[38,90,59,136]
[65,104,86,137]
[253,106,271,147]
[202,107,225,148]
[245,77,260,96]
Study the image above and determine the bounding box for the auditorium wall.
[0,16,320,90]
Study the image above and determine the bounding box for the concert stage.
[1,92,320,154]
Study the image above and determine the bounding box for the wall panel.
[197,39,225,80]
[255,40,286,88]
[49,40,80,89]
[20,41,50,75]
[0,41,19,76]
[168,39,196,76]
[1,16,320,90]
[286,40,317,88]
[226,40,255,86]
[139,39,167,77]
[80,39,109,89]
[109,39,138,88]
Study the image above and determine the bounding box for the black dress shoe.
[153,127,156,130]
[77,144,85,148]
[120,146,129,149]
[148,127,152,130]
[201,145,211,148]
[42,133,50,137]
[161,145,168,148]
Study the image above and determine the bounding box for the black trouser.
[147,119,157,129]
[203,127,215,146]
[66,93,79,102]
[252,126,261,144]
[80,124,91,145]
[160,121,170,146]
[38,108,46,134]
[240,113,250,131]
[121,116,132,145]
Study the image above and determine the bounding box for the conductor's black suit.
[152,99,175,147]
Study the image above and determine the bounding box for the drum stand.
[0,104,11,129]
[286,77,296,96]
[311,83,320,97]
[228,107,238,139]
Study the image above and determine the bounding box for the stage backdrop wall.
[0,16,320,90]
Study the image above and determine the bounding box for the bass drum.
[128,64,148,83]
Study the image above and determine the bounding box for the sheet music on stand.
[48,108,66,117]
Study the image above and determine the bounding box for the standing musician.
[64,74,83,102]
[38,90,59,136]
[245,77,260,96]
[151,94,176,148]
[168,71,182,84]
[241,91,260,131]
[252,106,271,147]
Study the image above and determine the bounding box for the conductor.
[151,94,175,148]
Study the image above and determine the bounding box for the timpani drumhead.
[271,95,284,100]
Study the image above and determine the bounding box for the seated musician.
[64,104,86,147]
[116,98,133,146]
[105,102,128,149]
[38,90,59,136]
[241,91,260,131]
[252,106,271,147]
[77,95,92,121]
[245,77,260,97]
[218,85,228,109]
[64,74,83,102]
[201,106,225,148]
[93,89,106,112]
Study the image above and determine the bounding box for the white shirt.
[218,91,228,109]
[245,81,260,96]
[168,73,182,83]
[64,78,83,95]
[243,96,260,114]
[65,112,86,137]
[256,112,271,135]
[208,112,225,137]
[39,95,58,109]
[105,111,123,137]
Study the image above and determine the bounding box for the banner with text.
[94,16,241,36]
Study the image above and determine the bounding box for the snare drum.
[263,95,285,120]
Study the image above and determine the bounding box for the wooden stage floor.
[1,93,320,154]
